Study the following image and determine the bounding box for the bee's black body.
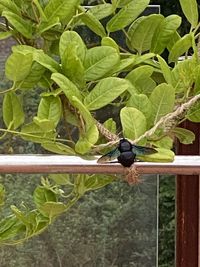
[117,139,136,167]
[98,138,156,167]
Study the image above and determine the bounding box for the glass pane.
[0,173,158,267]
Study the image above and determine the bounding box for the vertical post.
[176,121,200,267]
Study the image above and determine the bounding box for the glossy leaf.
[49,174,73,185]
[79,11,106,38]
[41,141,75,155]
[2,11,32,39]
[33,187,57,208]
[21,122,55,143]
[179,0,198,28]
[33,117,55,132]
[151,15,182,54]
[0,31,12,40]
[138,148,175,162]
[101,37,119,52]
[157,55,173,84]
[127,94,152,119]
[0,0,20,14]
[38,17,60,34]
[120,107,146,140]
[186,101,200,122]
[173,127,195,144]
[39,202,66,218]
[61,43,85,88]
[127,14,163,53]
[84,46,120,81]
[3,92,24,129]
[5,52,33,81]
[168,33,193,63]
[106,0,150,32]
[51,73,82,102]
[37,95,62,127]
[33,51,61,73]
[59,31,86,61]
[171,58,196,93]
[75,124,99,154]
[71,96,94,127]
[88,3,114,20]
[0,184,5,207]
[149,83,175,125]
[84,174,114,191]
[126,65,156,96]
[84,77,131,110]
[44,0,79,23]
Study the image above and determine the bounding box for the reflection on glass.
[0,173,158,267]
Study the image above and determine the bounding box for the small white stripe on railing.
[0,155,199,175]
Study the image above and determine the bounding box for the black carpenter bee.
[97,138,157,167]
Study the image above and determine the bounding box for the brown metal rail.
[0,155,199,174]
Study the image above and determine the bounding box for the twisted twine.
[95,93,200,148]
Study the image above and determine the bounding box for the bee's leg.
[124,165,141,185]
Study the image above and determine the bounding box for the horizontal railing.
[0,155,199,175]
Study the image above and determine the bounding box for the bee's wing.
[132,144,157,156]
[97,147,120,163]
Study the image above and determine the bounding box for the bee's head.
[119,138,132,152]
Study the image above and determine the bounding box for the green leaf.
[59,31,86,61]
[0,216,25,242]
[84,77,131,110]
[42,141,75,155]
[171,58,196,93]
[51,73,82,102]
[37,95,62,127]
[186,101,200,122]
[172,127,195,144]
[101,37,119,52]
[18,62,45,90]
[151,15,182,54]
[157,55,173,84]
[0,31,12,40]
[44,0,79,23]
[88,3,114,20]
[150,136,173,149]
[168,33,193,63]
[3,92,24,129]
[33,117,55,132]
[84,174,114,191]
[149,83,175,125]
[179,0,198,28]
[79,11,106,38]
[137,148,175,162]
[167,31,181,51]
[38,17,60,34]
[120,107,146,140]
[0,184,5,207]
[84,46,120,81]
[21,122,55,143]
[106,0,150,32]
[33,51,61,73]
[0,0,20,14]
[33,187,57,208]
[75,124,99,154]
[125,65,156,96]
[39,202,66,218]
[127,94,152,119]
[5,52,33,81]
[127,14,163,53]
[61,43,85,88]
[71,96,94,127]
[2,11,32,39]
[49,174,73,185]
